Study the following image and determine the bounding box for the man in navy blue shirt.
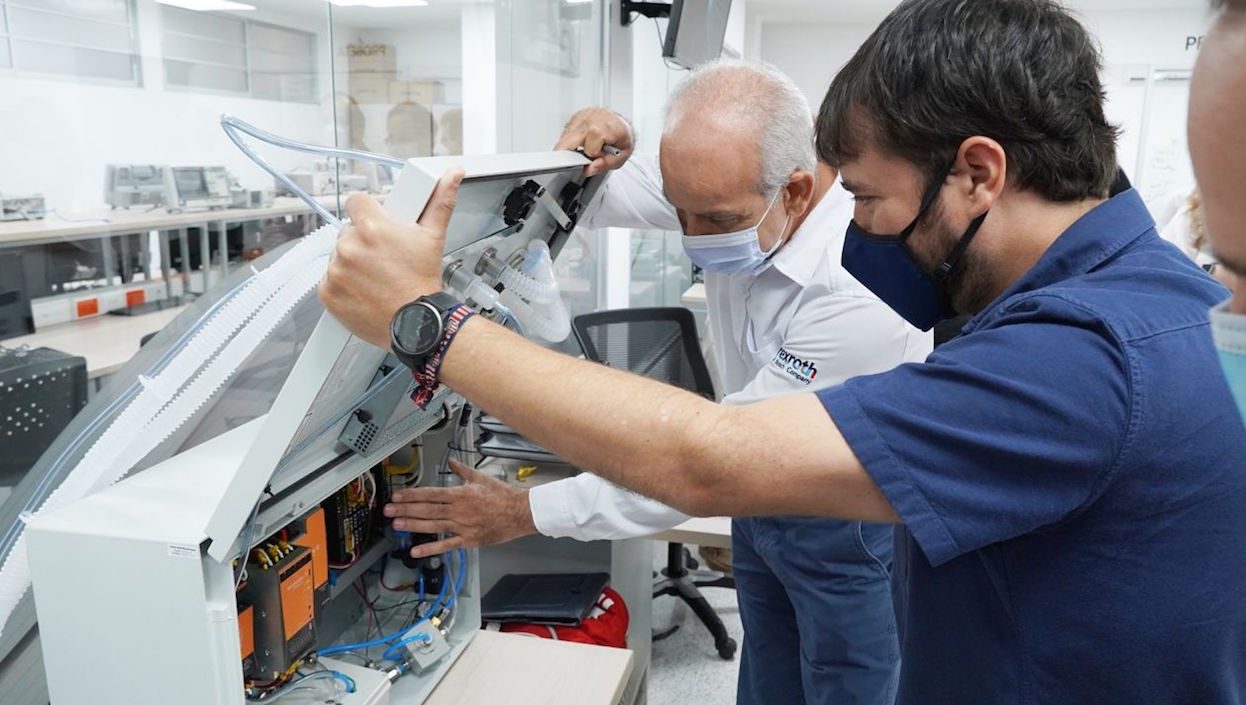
[319,1,1246,702]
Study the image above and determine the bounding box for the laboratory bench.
[0,196,336,335]
[5,302,188,381]
[0,196,332,247]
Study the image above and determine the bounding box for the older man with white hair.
[385,60,929,705]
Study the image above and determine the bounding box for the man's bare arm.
[319,182,898,523]
[438,317,897,522]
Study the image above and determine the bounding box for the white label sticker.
[167,544,198,559]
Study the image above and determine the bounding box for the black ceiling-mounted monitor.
[663,0,733,69]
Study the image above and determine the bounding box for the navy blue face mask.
[842,163,988,331]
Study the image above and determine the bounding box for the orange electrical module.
[238,602,256,679]
[293,507,330,607]
[238,545,317,679]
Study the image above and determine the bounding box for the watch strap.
[411,304,474,409]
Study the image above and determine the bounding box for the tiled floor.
[646,547,742,705]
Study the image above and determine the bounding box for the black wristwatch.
[390,292,463,371]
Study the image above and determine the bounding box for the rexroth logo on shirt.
[772,347,818,385]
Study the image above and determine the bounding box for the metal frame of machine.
[23,151,600,705]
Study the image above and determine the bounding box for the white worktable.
[5,304,188,379]
[482,453,733,550]
[681,281,706,306]
[425,630,634,705]
[0,196,336,246]
[648,516,732,550]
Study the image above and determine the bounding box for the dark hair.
[1214,0,1246,9]
[816,0,1119,201]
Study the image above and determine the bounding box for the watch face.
[394,303,442,356]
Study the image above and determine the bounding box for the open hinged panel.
[19,151,601,705]
[203,150,599,563]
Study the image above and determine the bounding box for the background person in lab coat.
[387,60,930,705]
[1159,190,1237,293]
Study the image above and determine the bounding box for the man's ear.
[785,169,817,217]
[955,136,1007,215]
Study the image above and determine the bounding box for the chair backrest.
[571,307,715,399]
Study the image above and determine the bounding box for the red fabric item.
[494,586,629,648]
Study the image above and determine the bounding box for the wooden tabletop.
[4,305,188,378]
[424,630,634,705]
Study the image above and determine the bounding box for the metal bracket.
[535,186,573,230]
[621,0,671,26]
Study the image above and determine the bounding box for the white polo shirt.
[527,155,932,540]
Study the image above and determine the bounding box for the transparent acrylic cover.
[0,151,600,660]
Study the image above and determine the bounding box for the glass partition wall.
[0,3,617,703]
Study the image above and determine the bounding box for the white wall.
[0,1,338,214]
[1078,8,1213,69]
[756,22,872,112]
[495,1,605,152]
[628,0,748,152]
[755,5,1216,206]
[756,5,1215,114]
[0,0,337,211]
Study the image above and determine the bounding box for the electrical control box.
[22,151,603,705]
[323,468,383,565]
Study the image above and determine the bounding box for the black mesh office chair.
[572,307,738,660]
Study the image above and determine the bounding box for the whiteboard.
[1103,63,1196,213]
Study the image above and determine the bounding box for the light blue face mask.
[681,191,789,275]
[1211,301,1246,420]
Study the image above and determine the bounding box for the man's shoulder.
[998,246,1225,344]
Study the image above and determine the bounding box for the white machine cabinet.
[22,151,602,705]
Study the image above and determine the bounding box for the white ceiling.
[235,0,1212,30]
[748,0,1210,24]
[249,0,470,27]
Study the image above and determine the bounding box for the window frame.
[160,6,318,105]
[0,0,143,87]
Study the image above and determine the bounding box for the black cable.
[353,582,379,643]
[374,597,423,614]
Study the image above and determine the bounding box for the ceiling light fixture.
[328,0,430,7]
[155,0,256,11]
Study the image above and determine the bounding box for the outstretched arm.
[317,177,898,537]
